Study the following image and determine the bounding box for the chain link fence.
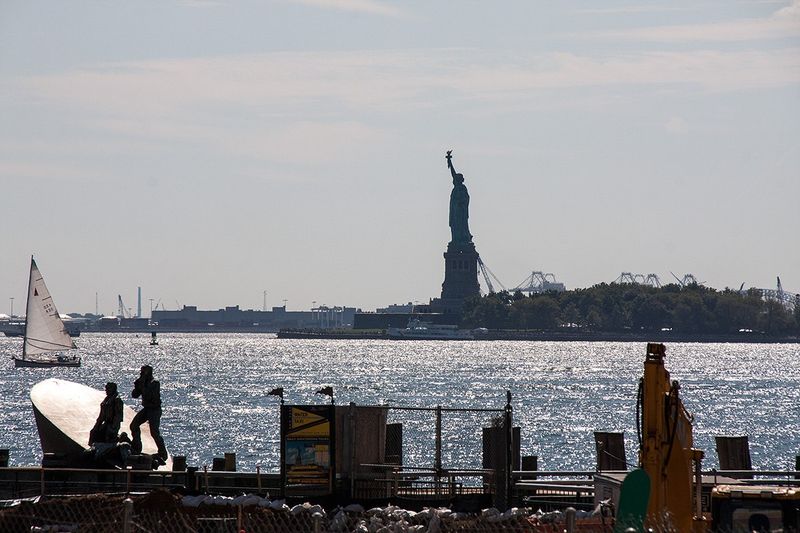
[383,406,506,471]
[0,490,621,532]
[349,403,513,507]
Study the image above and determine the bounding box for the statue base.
[431,241,481,316]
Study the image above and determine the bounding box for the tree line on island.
[461,282,800,336]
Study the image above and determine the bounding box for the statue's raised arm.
[446,150,458,181]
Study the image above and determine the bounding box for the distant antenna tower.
[137,287,142,318]
[263,290,267,312]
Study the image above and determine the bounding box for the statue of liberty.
[445,150,472,244]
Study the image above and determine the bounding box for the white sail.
[23,258,76,358]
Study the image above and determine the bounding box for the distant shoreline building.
[148,305,359,332]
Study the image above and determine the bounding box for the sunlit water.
[1,334,798,472]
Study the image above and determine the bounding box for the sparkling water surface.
[1,334,798,472]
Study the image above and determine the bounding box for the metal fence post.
[505,390,513,509]
[434,405,442,471]
[122,497,133,533]
[435,405,442,495]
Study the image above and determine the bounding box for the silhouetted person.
[130,365,167,462]
[446,150,472,244]
[89,382,123,445]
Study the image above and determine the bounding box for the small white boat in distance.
[13,257,81,368]
[387,318,474,340]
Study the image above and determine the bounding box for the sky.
[1,0,798,316]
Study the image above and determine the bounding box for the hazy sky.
[1,0,798,316]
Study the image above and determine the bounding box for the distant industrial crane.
[514,271,566,294]
[644,274,662,287]
[614,272,637,284]
[669,272,703,287]
[117,295,132,319]
[753,276,799,311]
[613,272,662,287]
[476,256,506,294]
[148,298,166,315]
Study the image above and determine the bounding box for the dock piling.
[565,507,576,532]
[224,452,237,472]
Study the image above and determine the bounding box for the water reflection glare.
[1,334,797,472]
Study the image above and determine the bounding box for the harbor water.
[1,334,798,472]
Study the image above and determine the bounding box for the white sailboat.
[12,257,81,368]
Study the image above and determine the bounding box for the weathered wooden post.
[349,402,357,499]
[795,455,800,480]
[565,507,576,533]
[224,452,236,472]
[521,455,538,480]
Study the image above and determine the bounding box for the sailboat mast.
[22,256,35,360]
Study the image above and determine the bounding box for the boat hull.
[387,333,474,340]
[14,355,81,368]
[386,318,475,340]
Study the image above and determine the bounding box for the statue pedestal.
[433,241,480,315]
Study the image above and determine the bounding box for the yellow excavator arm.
[638,343,707,532]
